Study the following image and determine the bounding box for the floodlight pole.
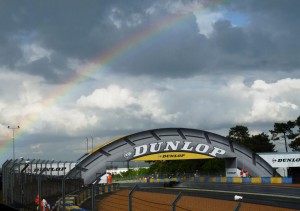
[91,135,94,152]
[86,137,89,153]
[8,126,20,160]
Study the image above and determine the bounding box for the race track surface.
[113,182,300,210]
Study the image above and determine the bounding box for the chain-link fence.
[2,159,83,210]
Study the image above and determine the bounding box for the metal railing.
[2,159,80,210]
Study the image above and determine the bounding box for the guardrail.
[117,176,293,184]
[127,184,242,211]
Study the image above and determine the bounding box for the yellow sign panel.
[131,152,213,161]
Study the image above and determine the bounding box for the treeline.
[229,115,300,153]
[113,159,226,180]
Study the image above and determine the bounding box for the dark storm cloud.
[1,0,300,82]
[223,0,300,70]
[0,0,161,81]
[102,0,300,77]
[20,52,74,84]
[110,14,212,77]
[113,0,300,76]
[0,36,23,68]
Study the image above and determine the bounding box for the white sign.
[128,140,226,159]
[226,168,238,177]
[258,153,300,168]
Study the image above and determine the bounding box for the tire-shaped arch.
[73,128,274,184]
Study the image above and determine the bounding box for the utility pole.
[86,137,89,153]
[8,125,20,160]
[91,135,94,152]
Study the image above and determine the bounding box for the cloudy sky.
[1,0,300,165]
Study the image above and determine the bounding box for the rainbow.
[1,1,227,160]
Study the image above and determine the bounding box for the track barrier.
[118,176,292,184]
[126,184,243,211]
[56,183,119,211]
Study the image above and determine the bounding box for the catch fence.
[2,159,82,210]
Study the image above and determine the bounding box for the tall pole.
[86,137,89,153]
[91,135,94,152]
[8,126,20,160]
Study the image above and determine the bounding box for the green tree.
[289,137,300,151]
[296,116,300,129]
[250,133,275,152]
[148,160,206,174]
[201,159,225,175]
[227,125,250,145]
[288,115,300,151]
[270,120,296,152]
[228,125,275,153]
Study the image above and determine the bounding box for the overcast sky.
[1,0,300,165]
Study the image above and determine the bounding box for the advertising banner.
[132,152,213,161]
[20,162,76,176]
[258,153,300,168]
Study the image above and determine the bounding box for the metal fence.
[2,159,83,210]
[53,183,120,211]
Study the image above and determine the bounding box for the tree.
[147,160,206,174]
[270,120,296,152]
[250,133,275,152]
[296,116,300,127]
[289,137,300,151]
[288,115,300,151]
[228,125,275,153]
[201,159,225,175]
[227,125,250,145]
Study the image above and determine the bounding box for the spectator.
[35,194,41,210]
[240,169,244,177]
[41,198,50,211]
[194,170,199,177]
[107,173,112,184]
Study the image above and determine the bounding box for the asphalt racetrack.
[120,182,300,210]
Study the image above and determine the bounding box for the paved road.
[120,182,300,210]
[177,182,300,197]
[174,182,300,210]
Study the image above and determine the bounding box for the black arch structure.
[72,128,274,184]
